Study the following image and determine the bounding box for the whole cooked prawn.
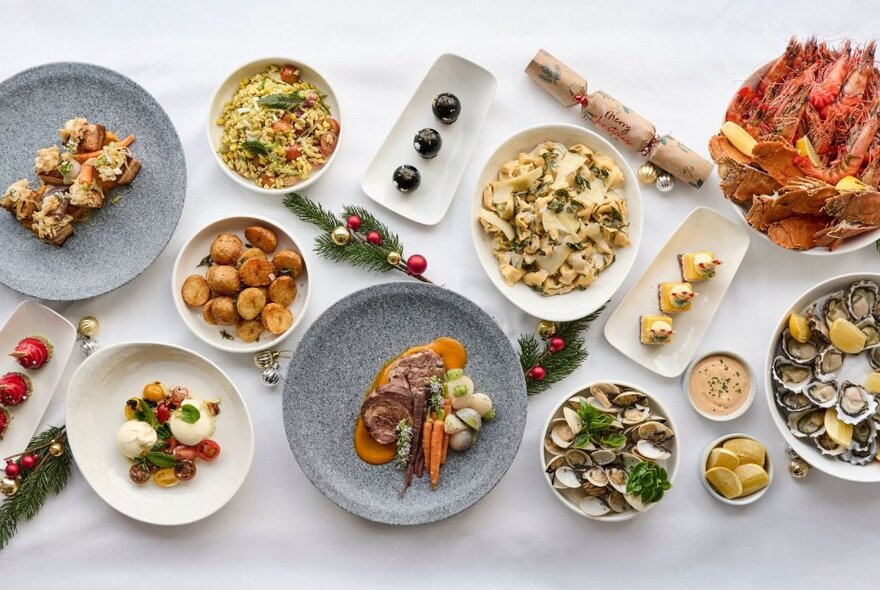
[795,111,880,183]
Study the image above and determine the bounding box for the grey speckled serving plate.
[282,282,527,525]
[0,62,186,301]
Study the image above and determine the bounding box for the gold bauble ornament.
[77,316,99,338]
[0,477,19,496]
[330,226,351,246]
[48,442,64,457]
[387,251,402,266]
[637,163,658,185]
[789,458,810,479]
[537,320,557,338]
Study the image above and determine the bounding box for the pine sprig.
[314,233,395,273]
[519,303,607,395]
[0,425,71,550]
[342,205,403,254]
[283,193,342,232]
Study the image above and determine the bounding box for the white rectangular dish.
[0,301,76,454]
[361,53,497,225]
[604,207,750,378]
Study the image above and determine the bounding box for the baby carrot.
[430,415,444,490]
[74,134,135,162]
[422,419,433,476]
[441,399,452,465]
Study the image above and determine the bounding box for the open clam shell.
[579,496,611,517]
[772,356,813,393]
[633,439,671,461]
[606,490,629,513]
[618,404,651,425]
[553,466,582,489]
[636,421,675,444]
[584,466,609,487]
[590,449,617,466]
[611,391,645,407]
[847,280,879,322]
[606,467,628,494]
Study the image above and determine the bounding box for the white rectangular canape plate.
[361,53,497,225]
[604,207,750,378]
[0,301,76,454]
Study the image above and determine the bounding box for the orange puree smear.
[354,337,466,465]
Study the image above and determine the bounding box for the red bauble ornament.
[5,462,19,477]
[347,215,362,231]
[528,366,546,380]
[20,454,37,470]
[549,336,565,352]
[366,231,382,245]
[406,254,428,276]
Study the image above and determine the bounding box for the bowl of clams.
[172,215,310,353]
[765,272,880,482]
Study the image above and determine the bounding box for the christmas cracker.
[525,49,713,188]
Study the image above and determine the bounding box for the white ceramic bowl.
[682,350,756,422]
[172,214,311,354]
[207,57,342,195]
[471,124,643,321]
[539,380,679,522]
[66,342,255,525]
[765,272,880,482]
[700,433,773,506]
[720,61,880,255]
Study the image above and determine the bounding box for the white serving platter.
[0,301,76,455]
[604,207,750,378]
[362,53,497,225]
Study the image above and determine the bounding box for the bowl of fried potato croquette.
[172,215,310,353]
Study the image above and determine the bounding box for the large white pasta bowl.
[471,124,642,321]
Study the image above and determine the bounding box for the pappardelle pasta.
[478,141,630,296]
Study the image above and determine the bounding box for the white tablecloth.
[2,1,877,587]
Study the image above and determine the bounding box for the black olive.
[413,128,442,159]
[432,92,461,124]
[392,165,421,193]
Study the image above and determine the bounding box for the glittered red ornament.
[20,454,36,470]
[366,230,382,245]
[549,336,565,352]
[347,215,362,231]
[406,254,428,276]
[528,366,546,380]
[5,462,19,477]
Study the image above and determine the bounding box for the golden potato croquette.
[268,275,297,307]
[206,265,241,296]
[245,226,278,253]
[236,247,267,268]
[272,249,304,278]
[261,302,293,335]
[202,299,218,325]
[239,258,275,287]
[236,287,267,320]
[210,296,239,325]
[210,233,243,265]
[235,319,264,343]
[181,275,210,307]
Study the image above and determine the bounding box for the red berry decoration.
[549,336,565,352]
[9,336,52,370]
[5,461,19,477]
[528,366,546,380]
[366,230,382,245]
[0,407,8,440]
[0,372,32,406]
[347,215,362,231]
[20,454,37,470]
[406,254,428,276]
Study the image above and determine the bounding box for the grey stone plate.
[0,62,186,301]
[282,282,527,525]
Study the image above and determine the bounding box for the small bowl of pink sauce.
[683,351,755,421]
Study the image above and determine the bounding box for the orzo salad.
[216,64,339,189]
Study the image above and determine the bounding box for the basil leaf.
[572,433,591,449]
[145,451,177,469]
[241,141,270,156]
[138,400,159,429]
[257,93,304,110]
[180,404,201,424]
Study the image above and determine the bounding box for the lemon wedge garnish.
[722,438,766,466]
[707,448,740,471]
[835,176,868,192]
[824,408,853,447]
[706,467,743,499]
[734,464,770,496]
[830,318,867,354]
[788,313,811,343]
[720,121,757,157]
[866,373,880,394]
[796,136,821,167]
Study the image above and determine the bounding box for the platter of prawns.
[282,282,527,525]
[709,37,880,254]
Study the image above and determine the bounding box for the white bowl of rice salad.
[208,58,341,194]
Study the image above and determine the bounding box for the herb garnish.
[241,141,270,156]
[145,451,177,469]
[220,330,234,340]
[137,400,159,429]
[197,254,213,268]
[626,462,672,504]
[574,173,590,191]
[394,420,413,470]
[256,93,305,109]
[179,404,201,424]
[572,402,626,449]
[427,377,445,414]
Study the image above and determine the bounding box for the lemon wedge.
[830,318,867,354]
[734,464,770,496]
[788,313,812,343]
[796,136,821,167]
[866,373,880,393]
[835,176,868,192]
[720,121,757,157]
[706,467,743,499]
[707,448,740,471]
[824,408,853,447]
[722,438,766,466]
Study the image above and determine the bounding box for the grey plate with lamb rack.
[282,281,527,525]
[0,62,186,300]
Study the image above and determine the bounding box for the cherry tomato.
[272,120,293,133]
[174,460,197,481]
[142,381,165,402]
[153,468,178,488]
[124,398,138,420]
[304,92,318,108]
[328,118,340,135]
[156,403,171,423]
[173,445,197,461]
[196,440,221,462]
[319,132,337,157]
[285,144,302,162]
[163,437,179,453]
[280,65,299,84]
[129,463,151,484]
[281,113,292,123]
[170,386,189,406]
[259,173,274,187]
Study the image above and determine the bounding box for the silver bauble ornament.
[81,338,98,358]
[655,172,675,193]
[261,365,281,386]
[637,163,658,185]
